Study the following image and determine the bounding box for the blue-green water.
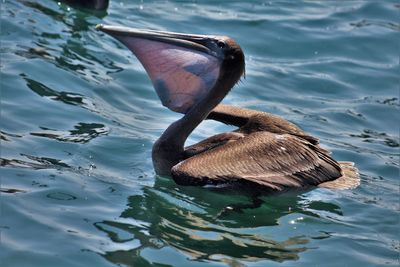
[1,1,399,266]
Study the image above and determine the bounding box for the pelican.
[96,24,359,192]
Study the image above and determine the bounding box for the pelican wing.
[184,132,245,158]
[172,132,341,191]
[208,105,320,145]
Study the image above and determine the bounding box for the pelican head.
[96,24,245,113]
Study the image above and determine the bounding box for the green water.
[1,1,399,266]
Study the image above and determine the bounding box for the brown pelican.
[96,24,359,192]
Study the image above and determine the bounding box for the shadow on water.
[94,177,342,266]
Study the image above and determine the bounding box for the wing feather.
[172,132,341,191]
[184,132,244,158]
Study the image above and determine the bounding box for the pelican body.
[96,24,359,192]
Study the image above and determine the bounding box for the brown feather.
[172,132,342,191]
[208,105,320,145]
[318,161,360,189]
[184,132,244,158]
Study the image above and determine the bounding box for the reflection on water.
[0,154,71,170]
[0,131,23,141]
[0,188,28,194]
[22,1,66,22]
[31,123,109,143]
[23,74,90,106]
[350,129,399,148]
[350,19,400,31]
[17,1,121,84]
[61,0,109,12]
[23,0,108,21]
[94,177,342,265]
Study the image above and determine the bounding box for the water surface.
[1,1,399,266]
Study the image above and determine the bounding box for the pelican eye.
[217,40,226,48]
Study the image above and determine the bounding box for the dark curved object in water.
[62,0,109,11]
[96,24,360,192]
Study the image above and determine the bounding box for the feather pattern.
[172,131,342,191]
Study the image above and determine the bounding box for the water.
[1,1,399,266]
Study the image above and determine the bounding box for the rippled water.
[1,1,399,266]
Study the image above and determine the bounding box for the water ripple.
[1,0,399,266]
